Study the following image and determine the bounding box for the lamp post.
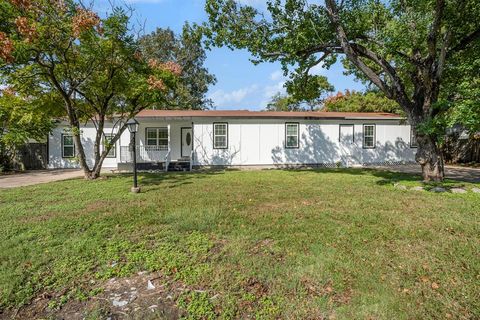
[126,118,140,193]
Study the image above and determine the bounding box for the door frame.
[180,127,193,157]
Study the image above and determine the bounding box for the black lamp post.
[126,118,140,193]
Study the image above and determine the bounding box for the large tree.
[1,1,181,179]
[204,0,480,181]
[139,25,217,109]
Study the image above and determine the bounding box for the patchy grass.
[0,169,479,319]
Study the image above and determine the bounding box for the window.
[146,128,168,149]
[213,123,228,149]
[410,126,418,148]
[62,134,75,158]
[363,124,376,149]
[104,134,116,158]
[339,124,354,143]
[285,122,299,148]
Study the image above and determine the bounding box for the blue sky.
[99,0,366,110]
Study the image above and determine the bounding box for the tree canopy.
[0,0,181,178]
[139,25,217,110]
[324,90,403,114]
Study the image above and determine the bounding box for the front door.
[181,127,193,158]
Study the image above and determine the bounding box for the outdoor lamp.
[126,118,139,133]
[126,118,140,193]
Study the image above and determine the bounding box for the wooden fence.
[13,143,48,170]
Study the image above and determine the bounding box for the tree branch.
[447,27,480,57]
[325,0,413,110]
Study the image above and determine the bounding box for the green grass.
[0,169,479,319]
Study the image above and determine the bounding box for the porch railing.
[119,145,168,163]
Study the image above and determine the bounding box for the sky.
[96,0,366,110]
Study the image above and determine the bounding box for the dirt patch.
[85,200,116,213]
[2,272,185,320]
[244,277,270,298]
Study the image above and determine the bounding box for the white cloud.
[208,85,259,106]
[309,63,327,75]
[259,81,286,108]
[270,70,284,81]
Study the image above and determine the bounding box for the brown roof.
[135,109,403,120]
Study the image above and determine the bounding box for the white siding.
[193,119,416,166]
[48,123,126,169]
[48,118,416,168]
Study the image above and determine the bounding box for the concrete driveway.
[0,169,84,188]
[374,164,480,183]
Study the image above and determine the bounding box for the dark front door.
[181,127,193,157]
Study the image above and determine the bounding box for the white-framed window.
[285,122,299,148]
[339,124,354,143]
[363,124,376,149]
[146,127,168,150]
[62,134,75,158]
[104,134,116,158]
[213,122,228,149]
[410,126,418,148]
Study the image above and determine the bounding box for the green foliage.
[285,73,334,107]
[265,93,302,111]
[178,291,216,320]
[440,41,480,134]
[139,24,217,109]
[0,91,54,171]
[324,90,403,114]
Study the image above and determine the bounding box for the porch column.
[167,124,171,154]
[165,124,171,172]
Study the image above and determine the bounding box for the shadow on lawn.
[273,167,423,185]
[133,170,227,192]
[119,167,423,191]
[116,166,472,192]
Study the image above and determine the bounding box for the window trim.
[145,127,169,149]
[103,134,116,158]
[339,124,355,143]
[213,122,228,149]
[410,126,418,148]
[285,122,300,149]
[61,133,75,158]
[362,124,376,149]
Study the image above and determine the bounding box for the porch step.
[168,160,191,172]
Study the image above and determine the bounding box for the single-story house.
[48,110,418,171]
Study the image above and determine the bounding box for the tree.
[204,0,480,181]
[1,1,181,179]
[0,89,54,171]
[139,25,217,110]
[265,92,302,111]
[324,90,403,114]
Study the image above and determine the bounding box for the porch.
[118,121,194,171]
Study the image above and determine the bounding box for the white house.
[48,109,418,171]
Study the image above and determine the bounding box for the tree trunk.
[415,134,445,182]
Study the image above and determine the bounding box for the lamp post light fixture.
[126,118,140,193]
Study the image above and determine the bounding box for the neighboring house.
[48,110,418,171]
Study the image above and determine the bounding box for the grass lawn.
[0,169,479,319]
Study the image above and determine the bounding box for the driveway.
[0,169,84,188]
[374,164,480,183]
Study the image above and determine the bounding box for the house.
[48,110,418,171]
